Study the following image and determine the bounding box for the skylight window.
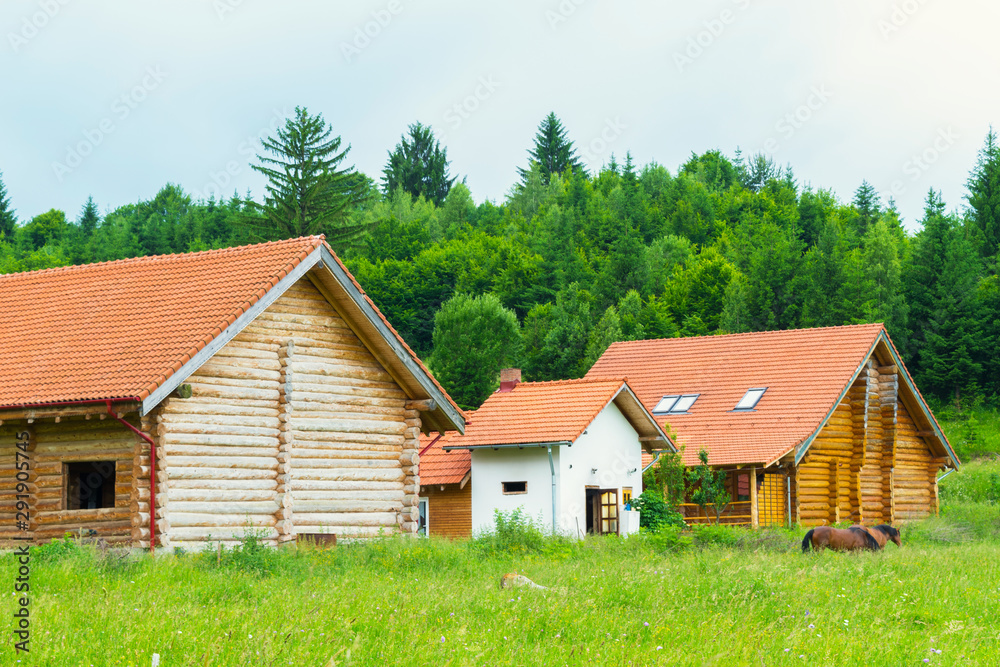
[653,394,699,415]
[734,388,767,411]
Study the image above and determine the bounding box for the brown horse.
[801,526,881,552]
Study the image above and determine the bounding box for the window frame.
[733,387,768,412]
[653,393,700,415]
[64,460,117,511]
[502,481,528,495]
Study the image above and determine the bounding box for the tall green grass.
[2,527,997,666]
[934,403,1000,462]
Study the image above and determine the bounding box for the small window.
[653,396,679,413]
[652,394,700,415]
[502,481,527,495]
[734,388,767,411]
[622,488,633,505]
[66,461,116,510]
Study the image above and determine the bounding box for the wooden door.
[599,490,619,535]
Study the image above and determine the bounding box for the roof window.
[734,388,767,411]
[653,394,699,415]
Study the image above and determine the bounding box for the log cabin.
[586,324,959,527]
[0,236,464,550]
[419,372,675,538]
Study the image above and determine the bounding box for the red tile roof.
[419,422,473,486]
[586,324,886,467]
[0,237,460,420]
[454,378,629,448]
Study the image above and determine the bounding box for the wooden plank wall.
[894,401,945,519]
[797,356,943,526]
[156,277,419,549]
[423,482,472,538]
[0,418,135,545]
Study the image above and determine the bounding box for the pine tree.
[966,127,1000,259]
[382,122,456,206]
[78,196,100,236]
[0,170,16,239]
[249,106,370,245]
[517,112,583,185]
[852,180,881,239]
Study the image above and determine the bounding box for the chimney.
[499,368,522,393]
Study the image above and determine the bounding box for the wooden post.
[749,466,758,528]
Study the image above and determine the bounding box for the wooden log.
[403,398,436,412]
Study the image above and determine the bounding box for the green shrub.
[631,491,686,531]
[31,534,90,563]
[471,508,557,557]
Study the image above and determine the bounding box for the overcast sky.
[3,0,999,230]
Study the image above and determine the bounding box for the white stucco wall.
[470,446,560,535]
[470,401,644,537]
[558,401,643,536]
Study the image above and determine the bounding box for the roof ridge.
[0,235,326,281]
[511,377,627,388]
[606,322,885,348]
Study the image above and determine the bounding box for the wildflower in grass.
[656,646,663,651]
[808,624,814,630]
[923,660,930,664]
[440,637,445,643]
[644,622,649,627]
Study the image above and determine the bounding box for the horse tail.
[801,529,815,553]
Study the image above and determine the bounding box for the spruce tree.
[852,180,881,239]
[382,122,455,206]
[966,127,1000,259]
[0,170,16,239]
[518,112,583,185]
[78,196,100,236]
[249,106,370,245]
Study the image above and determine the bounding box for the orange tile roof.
[0,236,461,420]
[419,421,473,486]
[586,324,886,467]
[444,378,631,449]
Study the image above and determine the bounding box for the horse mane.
[850,526,881,550]
[874,525,899,538]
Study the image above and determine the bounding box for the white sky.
[2,0,998,231]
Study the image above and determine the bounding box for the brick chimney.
[499,368,522,393]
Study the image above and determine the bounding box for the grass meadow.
[2,518,999,666]
[2,414,998,666]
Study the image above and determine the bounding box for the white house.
[440,371,674,537]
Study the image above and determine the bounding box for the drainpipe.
[106,401,157,554]
[547,445,557,534]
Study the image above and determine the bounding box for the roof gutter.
[443,440,573,452]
